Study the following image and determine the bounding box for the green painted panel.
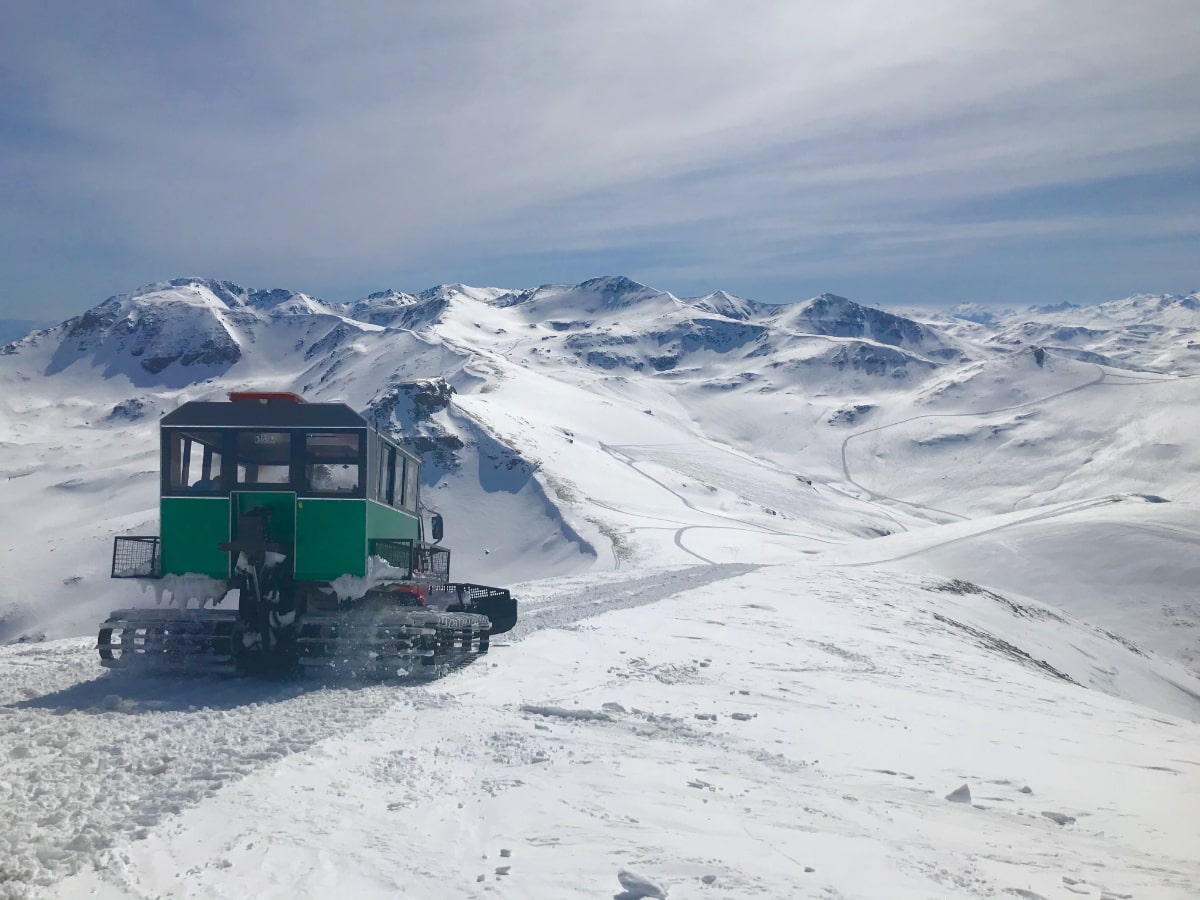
[296,499,366,580]
[161,497,230,578]
[366,499,419,543]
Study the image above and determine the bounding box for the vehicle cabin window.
[235,431,292,485]
[392,453,406,509]
[169,430,223,492]
[403,455,419,510]
[305,432,361,493]
[378,442,396,504]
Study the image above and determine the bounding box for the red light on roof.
[228,391,306,404]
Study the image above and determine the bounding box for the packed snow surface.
[1,276,1198,898]
[5,564,1199,899]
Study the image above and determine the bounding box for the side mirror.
[430,513,444,543]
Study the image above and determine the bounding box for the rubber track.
[96,608,492,679]
[297,610,492,678]
[97,608,239,674]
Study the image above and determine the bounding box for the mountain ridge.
[1,272,1198,688]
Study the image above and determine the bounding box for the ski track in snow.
[0,564,756,896]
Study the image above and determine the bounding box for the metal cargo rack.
[111,536,163,579]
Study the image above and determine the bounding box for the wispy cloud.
[1,0,1197,314]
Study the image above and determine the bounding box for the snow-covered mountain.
[989,293,1200,373]
[1,275,1199,899]
[3,274,1198,634]
[906,291,1200,374]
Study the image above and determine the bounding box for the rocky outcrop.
[366,378,465,473]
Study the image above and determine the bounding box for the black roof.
[161,400,368,429]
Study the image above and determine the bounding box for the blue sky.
[1,1,1198,319]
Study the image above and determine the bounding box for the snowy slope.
[5,564,1199,899]
[827,493,1200,670]
[0,275,1198,898]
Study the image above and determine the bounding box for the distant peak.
[154,277,248,307]
[1031,301,1078,313]
[579,275,648,293]
[1153,293,1199,311]
[358,288,418,306]
[246,287,301,308]
[685,289,764,321]
[794,293,860,316]
[417,283,473,301]
[164,276,244,293]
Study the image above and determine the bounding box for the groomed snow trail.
[0,565,754,897]
[508,564,760,639]
[0,642,404,898]
[41,564,1200,900]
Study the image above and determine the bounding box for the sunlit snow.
[0,277,1197,899]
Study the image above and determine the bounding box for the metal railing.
[111,536,162,578]
[369,539,451,584]
[413,544,451,584]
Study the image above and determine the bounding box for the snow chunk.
[325,555,414,601]
[520,705,612,722]
[617,868,667,899]
[1041,811,1076,826]
[946,784,972,803]
[148,574,230,608]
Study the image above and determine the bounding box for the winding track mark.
[839,366,1108,520]
[836,495,1128,568]
[597,441,822,561]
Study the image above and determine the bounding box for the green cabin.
[157,391,424,585]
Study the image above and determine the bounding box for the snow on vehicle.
[98,390,517,676]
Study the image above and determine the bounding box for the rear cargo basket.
[437,583,517,636]
[447,583,510,603]
[111,536,163,579]
[414,543,451,583]
[369,539,451,584]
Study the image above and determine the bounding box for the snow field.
[29,563,1200,900]
[0,641,407,897]
[827,495,1200,674]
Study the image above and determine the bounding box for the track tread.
[97,608,495,680]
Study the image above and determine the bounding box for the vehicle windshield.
[305,432,361,493]
[235,431,291,485]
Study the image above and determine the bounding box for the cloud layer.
[2,1,1198,315]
